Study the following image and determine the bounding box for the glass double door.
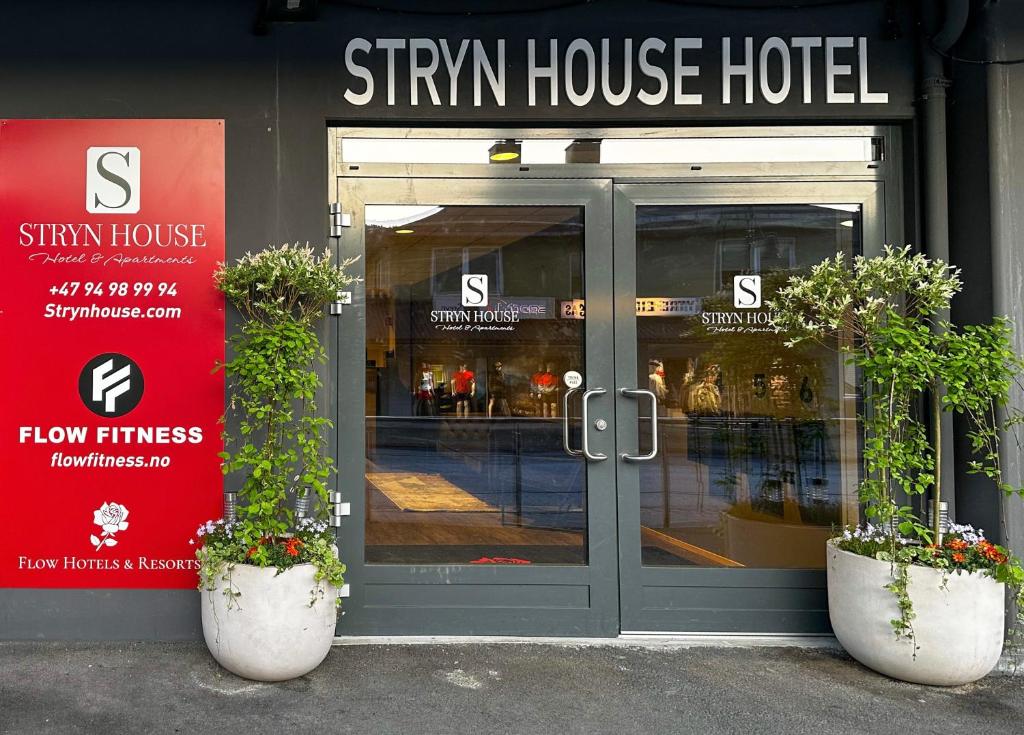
[334,177,882,636]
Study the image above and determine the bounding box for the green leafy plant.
[196,518,345,607]
[196,244,357,602]
[770,245,1024,641]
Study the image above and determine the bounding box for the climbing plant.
[209,243,357,566]
[770,246,1024,640]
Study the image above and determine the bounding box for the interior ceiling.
[367,205,583,254]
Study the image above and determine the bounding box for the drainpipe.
[919,0,969,531]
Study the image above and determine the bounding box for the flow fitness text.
[19,426,204,444]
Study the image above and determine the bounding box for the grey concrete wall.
[983,3,1024,557]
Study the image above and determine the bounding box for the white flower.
[93,502,130,535]
[90,501,130,551]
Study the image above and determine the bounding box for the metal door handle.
[581,388,608,461]
[562,388,582,457]
[619,388,659,462]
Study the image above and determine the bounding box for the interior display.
[647,359,668,403]
[634,203,860,570]
[530,363,559,417]
[799,376,815,405]
[688,364,721,414]
[487,361,512,417]
[363,203,587,565]
[451,363,476,417]
[414,361,436,416]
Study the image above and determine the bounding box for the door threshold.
[332,634,840,649]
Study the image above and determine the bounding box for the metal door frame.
[332,176,619,636]
[613,181,887,633]
[328,125,903,635]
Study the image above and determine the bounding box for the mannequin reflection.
[487,361,511,417]
[414,362,435,416]
[530,363,559,417]
[690,364,722,414]
[451,363,476,417]
[648,359,668,402]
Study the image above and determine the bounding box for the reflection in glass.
[365,205,587,565]
[635,204,861,569]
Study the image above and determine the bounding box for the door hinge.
[329,491,350,525]
[329,202,352,238]
[870,137,885,163]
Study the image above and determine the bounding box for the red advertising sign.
[0,119,225,588]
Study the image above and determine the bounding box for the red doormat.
[470,557,532,565]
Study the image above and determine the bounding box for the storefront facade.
[2,0,1023,640]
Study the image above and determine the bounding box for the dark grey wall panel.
[947,54,999,539]
[982,2,1024,557]
[363,583,591,608]
[0,590,201,641]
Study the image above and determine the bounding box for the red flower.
[952,552,966,563]
[284,538,303,558]
[976,541,1007,564]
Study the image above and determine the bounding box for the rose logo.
[90,501,130,551]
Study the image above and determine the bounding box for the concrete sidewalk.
[2,641,1023,735]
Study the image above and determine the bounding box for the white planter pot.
[200,562,339,682]
[827,539,1005,686]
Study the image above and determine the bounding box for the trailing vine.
[884,559,915,646]
[771,246,1024,645]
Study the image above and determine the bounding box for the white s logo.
[86,147,140,214]
[462,274,488,307]
[734,275,762,308]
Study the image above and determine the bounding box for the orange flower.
[284,537,303,557]
[985,548,1007,564]
[952,552,966,563]
[946,539,968,551]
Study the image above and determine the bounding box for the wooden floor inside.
[365,480,583,547]
[363,476,738,567]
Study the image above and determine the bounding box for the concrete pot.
[200,562,339,682]
[724,512,832,567]
[826,540,1005,686]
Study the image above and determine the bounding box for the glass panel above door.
[634,204,862,569]
[364,204,588,566]
[339,137,878,165]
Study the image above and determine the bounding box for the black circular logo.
[78,353,145,418]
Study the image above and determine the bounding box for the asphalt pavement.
[2,641,1023,734]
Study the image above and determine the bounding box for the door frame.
[327,125,904,636]
[612,181,887,634]
[332,176,620,636]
